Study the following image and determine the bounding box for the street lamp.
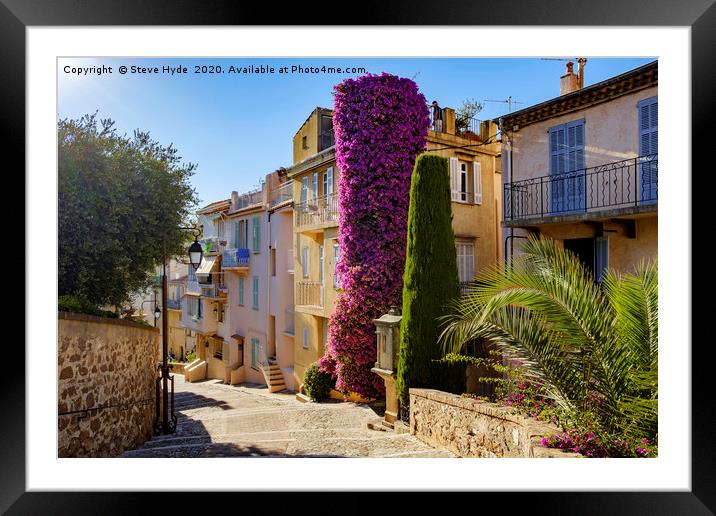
[155,225,203,436]
[188,238,203,271]
[154,305,161,322]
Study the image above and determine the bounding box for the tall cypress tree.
[397,154,460,401]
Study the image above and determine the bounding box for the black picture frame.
[5,0,715,513]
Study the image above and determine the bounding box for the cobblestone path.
[120,375,453,458]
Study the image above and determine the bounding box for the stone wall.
[409,388,581,458]
[58,312,159,457]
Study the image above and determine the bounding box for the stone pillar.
[444,108,456,135]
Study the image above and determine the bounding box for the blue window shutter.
[252,216,260,253]
[238,277,244,305]
[549,125,567,212]
[594,237,609,283]
[638,97,658,203]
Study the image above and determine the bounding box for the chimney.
[231,190,238,209]
[577,58,587,89]
[560,61,580,95]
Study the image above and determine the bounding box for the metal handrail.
[504,154,658,221]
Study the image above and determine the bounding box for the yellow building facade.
[289,106,503,392]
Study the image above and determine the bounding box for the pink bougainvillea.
[319,73,429,398]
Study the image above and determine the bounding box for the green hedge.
[58,294,118,319]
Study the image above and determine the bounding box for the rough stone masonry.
[58,312,158,457]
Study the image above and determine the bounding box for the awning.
[196,255,218,275]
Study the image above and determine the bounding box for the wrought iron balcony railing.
[504,154,658,222]
[167,299,181,310]
[198,272,227,299]
[222,248,250,269]
[295,281,323,307]
[294,193,339,229]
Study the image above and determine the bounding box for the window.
[312,172,318,199]
[302,246,309,278]
[252,216,260,253]
[322,167,334,197]
[449,158,477,203]
[325,167,334,196]
[638,96,658,203]
[455,241,475,284]
[549,119,585,213]
[303,327,309,349]
[302,135,308,149]
[251,337,259,369]
[271,247,276,277]
[301,177,308,203]
[238,277,244,306]
[213,338,223,359]
[217,304,225,323]
[594,237,609,283]
[333,244,341,288]
[197,299,202,319]
[319,245,324,285]
[460,163,468,202]
[186,297,197,317]
[216,218,225,240]
[252,276,259,310]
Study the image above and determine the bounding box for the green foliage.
[186,350,196,363]
[455,98,484,131]
[58,113,199,307]
[397,154,460,400]
[303,362,335,402]
[439,236,658,443]
[58,294,118,318]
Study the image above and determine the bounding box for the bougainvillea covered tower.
[319,73,430,398]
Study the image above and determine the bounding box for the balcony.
[504,154,658,225]
[200,236,227,255]
[222,248,250,272]
[295,281,323,308]
[270,180,293,208]
[234,188,264,211]
[181,307,217,335]
[428,103,483,141]
[167,299,182,310]
[294,193,338,231]
[198,272,228,300]
[186,280,201,296]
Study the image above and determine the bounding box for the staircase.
[262,357,287,393]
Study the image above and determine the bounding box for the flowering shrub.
[541,431,656,458]
[319,73,429,398]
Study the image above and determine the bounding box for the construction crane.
[483,96,524,113]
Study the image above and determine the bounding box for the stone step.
[268,384,286,393]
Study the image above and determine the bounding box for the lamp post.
[155,227,203,435]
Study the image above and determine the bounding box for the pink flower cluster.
[319,73,429,398]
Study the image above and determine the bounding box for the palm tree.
[439,236,657,441]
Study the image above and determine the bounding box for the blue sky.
[58,57,654,207]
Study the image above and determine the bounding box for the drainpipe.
[498,117,514,263]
